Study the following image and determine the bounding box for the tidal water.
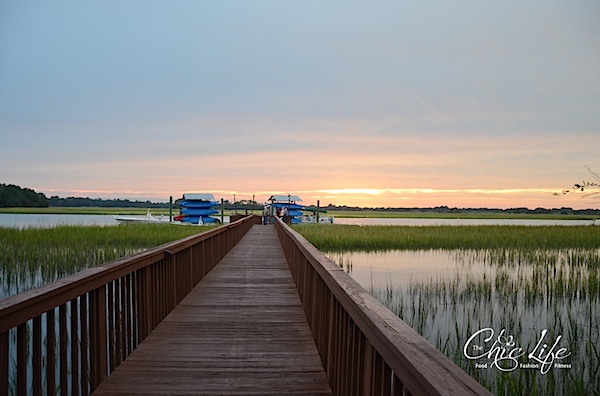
[0,213,119,228]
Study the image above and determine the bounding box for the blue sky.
[1,1,599,208]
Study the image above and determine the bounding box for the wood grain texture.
[93,225,332,395]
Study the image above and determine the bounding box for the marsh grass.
[293,224,600,251]
[368,248,600,395]
[0,224,213,299]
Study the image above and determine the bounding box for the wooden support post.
[33,317,42,396]
[70,300,79,396]
[0,331,8,396]
[59,304,68,396]
[16,324,26,396]
[221,198,224,223]
[317,200,320,223]
[46,310,56,396]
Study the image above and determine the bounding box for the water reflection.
[327,248,600,394]
[328,249,458,288]
[0,214,119,228]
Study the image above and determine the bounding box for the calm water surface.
[327,249,467,288]
[0,213,119,228]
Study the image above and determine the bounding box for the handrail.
[0,215,261,396]
[275,218,492,396]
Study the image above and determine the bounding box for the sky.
[1,1,599,209]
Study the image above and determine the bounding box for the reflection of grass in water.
[0,224,214,299]
[368,249,600,396]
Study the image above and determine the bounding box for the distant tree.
[0,184,49,207]
[556,166,600,200]
[49,196,170,208]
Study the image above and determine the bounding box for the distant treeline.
[325,204,600,216]
[0,184,49,207]
[2,183,599,214]
[51,197,264,211]
[0,184,172,208]
[0,184,263,209]
[49,196,171,208]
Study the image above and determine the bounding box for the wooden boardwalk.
[92,225,332,395]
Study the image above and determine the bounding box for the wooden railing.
[275,218,492,396]
[0,215,260,396]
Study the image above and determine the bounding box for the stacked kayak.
[175,193,219,224]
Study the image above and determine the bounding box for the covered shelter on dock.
[266,195,304,224]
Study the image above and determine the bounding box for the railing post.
[70,299,79,396]
[90,286,107,391]
[189,248,195,293]
[144,267,153,335]
[46,309,56,396]
[33,316,42,396]
[16,324,26,395]
[0,331,6,396]
[169,251,177,310]
[59,304,68,396]
[79,296,88,395]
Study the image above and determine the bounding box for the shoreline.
[0,207,597,221]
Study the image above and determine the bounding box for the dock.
[0,215,491,396]
[92,225,332,395]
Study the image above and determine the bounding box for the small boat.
[114,210,170,224]
[301,207,334,224]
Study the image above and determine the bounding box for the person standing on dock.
[263,205,269,225]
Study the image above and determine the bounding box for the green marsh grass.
[294,225,600,395]
[371,249,600,395]
[326,210,597,220]
[293,224,600,251]
[0,224,214,299]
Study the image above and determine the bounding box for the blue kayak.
[271,203,304,210]
[180,208,219,216]
[179,200,218,208]
[180,216,201,224]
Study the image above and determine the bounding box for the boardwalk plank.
[93,225,332,395]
